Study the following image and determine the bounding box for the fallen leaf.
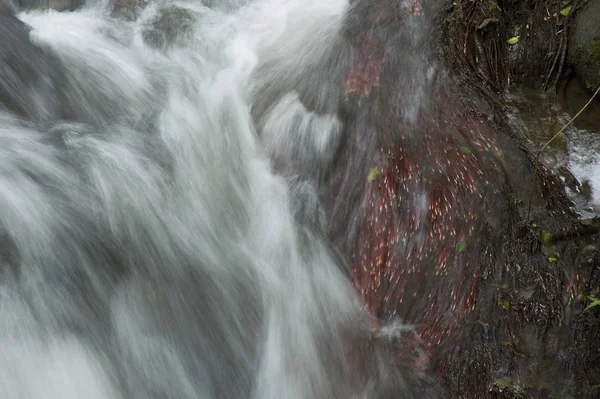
[539,230,552,245]
[367,167,378,182]
[559,4,572,16]
[507,36,520,45]
[584,296,600,312]
[495,378,510,390]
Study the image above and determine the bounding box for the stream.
[0,1,386,398]
[1,0,599,397]
[506,77,600,218]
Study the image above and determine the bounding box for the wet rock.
[0,15,66,121]
[111,0,148,21]
[568,0,600,91]
[558,166,583,193]
[200,0,251,12]
[579,244,598,265]
[0,0,12,13]
[141,6,195,49]
[10,0,84,12]
[558,76,600,131]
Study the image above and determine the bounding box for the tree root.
[543,0,582,91]
[548,218,600,243]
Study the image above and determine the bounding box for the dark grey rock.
[10,0,84,12]
[141,6,195,49]
[0,15,66,121]
[111,0,148,21]
[568,0,600,91]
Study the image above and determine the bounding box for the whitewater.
[0,0,435,397]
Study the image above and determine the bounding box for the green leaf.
[559,4,572,16]
[507,36,520,45]
[584,296,600,312]
[539,230,552,245]
[507,340,525,356]
[367,167,378,182]
[553,4,573,17]
[498,298,510,310]
[455,241,466,254]
[495,378,510,390]
[548,256,558,262]
[460,146,473,155]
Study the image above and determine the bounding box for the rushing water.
[0,1,434,397]
[506,83,600,217]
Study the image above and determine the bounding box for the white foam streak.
[0,0,392,398]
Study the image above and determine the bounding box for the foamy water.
[0,0,432,397]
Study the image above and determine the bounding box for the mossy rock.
[568,0,600,91]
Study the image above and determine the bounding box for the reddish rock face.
[326,0,506,355]
[251,1,584,395]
